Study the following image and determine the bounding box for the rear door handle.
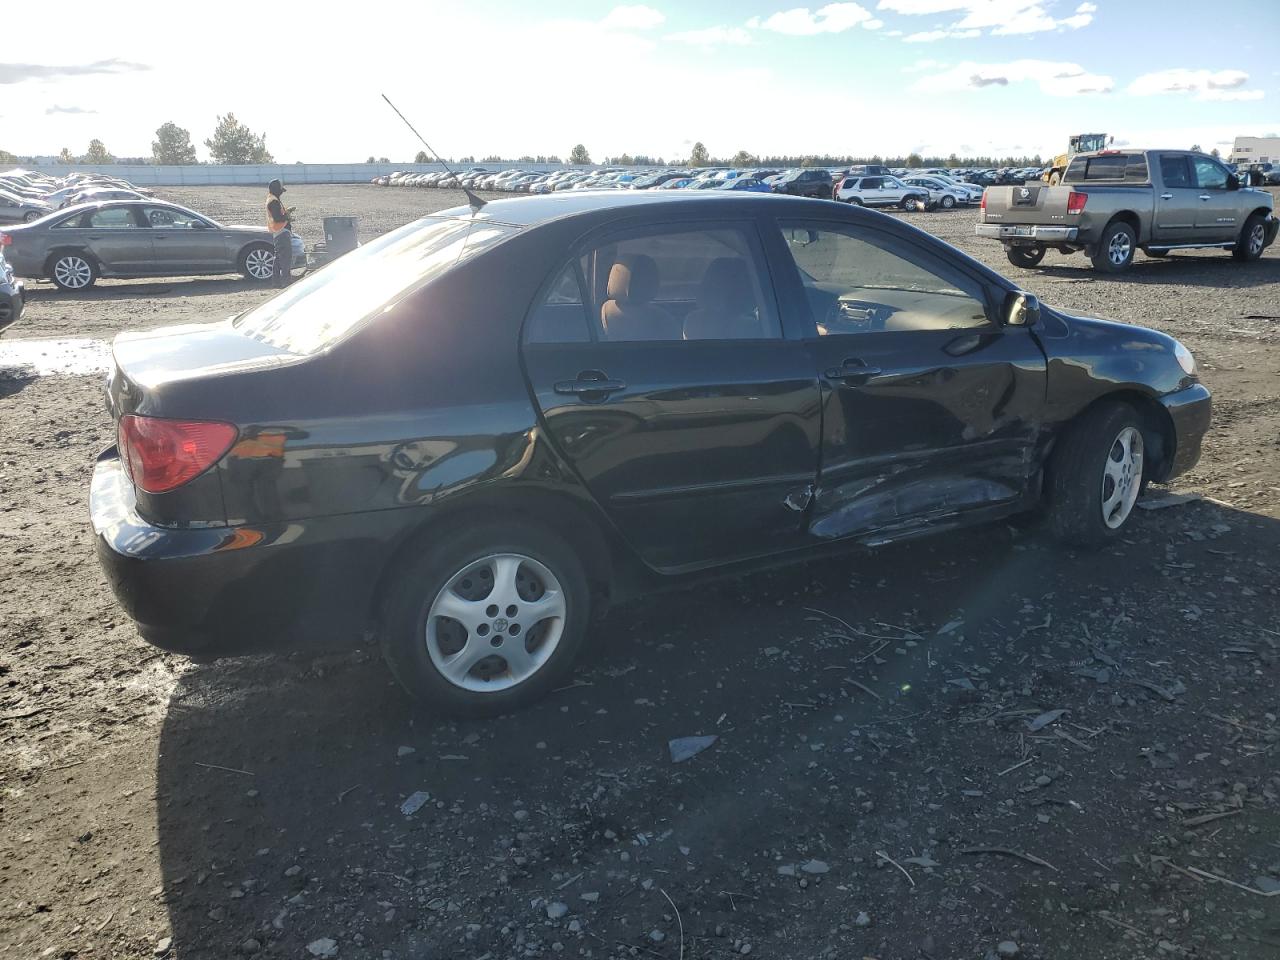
[554,371,626,397]
[1199,195,1211,201]
[824,359,883,384]
[1159,193,1173,200]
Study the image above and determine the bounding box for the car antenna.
[380,93,485,213]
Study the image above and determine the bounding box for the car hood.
[220,224,270,236]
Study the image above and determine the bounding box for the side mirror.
[1007,290,1040,327]
[1227,173,1240,191]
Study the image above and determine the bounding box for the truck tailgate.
[982,184,1066,224]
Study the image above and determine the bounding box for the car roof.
[431,189,810,227]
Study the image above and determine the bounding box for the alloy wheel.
[1248,223,1265,257]
[53,256,93,289]
[425,553,566,693]
[941,195,956,209]
[245,248,275,280]
[1101,426,1143,529]
[1108,231,1132,267]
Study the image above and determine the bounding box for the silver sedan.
[1,200,287,291]
[0,189,54,225]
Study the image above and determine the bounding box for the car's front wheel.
[49,253,97,291]
[1233,213,1268,262]
[23,211,42,223]
[940,194,957,210]
[1045,401,1146,548]
[240,244,276,282]
[1007,245,1046,268]
[380,521,590,717]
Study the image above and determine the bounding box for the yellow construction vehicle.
[1044,133,1110,185]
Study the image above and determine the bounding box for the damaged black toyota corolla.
[91,191,1210,715]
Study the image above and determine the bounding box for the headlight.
[1173,340,1197,377]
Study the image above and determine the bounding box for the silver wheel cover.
[1101,426,1143,529]
[1108,230,1132,266]
[245,248,275,279]
[425,552,566,693]
[1248,223,1265,256]
[54,256,92,289]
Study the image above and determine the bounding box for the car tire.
[899,196,917,211]
[848,197,863,206]
[1006,245,1046,268]
[940,194,957,210]
[1090,221,1136,273]
[1045,401,1146,549]
[239,243,276,282]
[1232,213,1268,262]
[379,520,591,717]
[48,252,98,291]
[23,211,42,223]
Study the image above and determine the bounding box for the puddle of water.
[0,337,110,376]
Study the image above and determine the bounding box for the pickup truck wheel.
[379,520,590,717]
[1045,401,1145,548]
[1091,222,1136,273]
[1007,245,1046,268]
[1233,213,1268,262]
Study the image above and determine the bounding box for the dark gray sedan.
[1,200,284,290]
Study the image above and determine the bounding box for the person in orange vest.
[266,179,295,288]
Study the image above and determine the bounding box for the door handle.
[1199,195,1211,201]
[1159,193,1173,200]
[824,359,883,384]
[554,371,626,398]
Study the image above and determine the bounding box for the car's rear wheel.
[1233,213,1267,262]
[23,211,41,223]
[49,253,97,291]
[1045,401,1146,548]
[1091,221,1136,273]
[1007,245,1046,268]
[240,244,275,282]
[380,521,590,717]
[940,194,957,210]
[847,197,863,206]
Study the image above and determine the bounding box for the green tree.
[570,143,592,165]
[414,150,429,164]
[58,147,74,163]
[83,139,113,163]
[689,142,710,167]
[1210,147,1220,159]
[1189,143,1201,152]
[152,122,197,164]
[906,152,923,168]
[204,113,273,164]
[0,148,16,164]
[367,155,376,164]
[730,149,757,166]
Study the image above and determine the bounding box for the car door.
[142,205,228,273]
[80,206,154,274]
[882,178,909,204]
[1152,153,1198,242]
[521,219,822,571]
[859,177,883,203]
[1190,155,1241,241]
[767,216,1047,542]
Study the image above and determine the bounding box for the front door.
[768,217,1047,542]
[1190,155,1241,241]
[1153,154,1199,242]
[521,220,821,571]
[141,205,229,272]
[80,206,154,274]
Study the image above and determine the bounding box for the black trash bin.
[322,216,360,259]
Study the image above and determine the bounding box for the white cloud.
[749,3,875,35]
[668,25,754,47]
[914,59,1114,95]
[1129,68,1264,102]
[904,27,978,41]
[902,58,948,72]
[599,5,665,30]
[863,17,885,28]
[877,0,1096,36]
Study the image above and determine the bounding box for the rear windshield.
[1064,154,1149,183]
[233,216,517,354]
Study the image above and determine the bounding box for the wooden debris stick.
[996,757,1035,777]
[660,888,685,960]
[1183,866,1280,896]
[1181,809,1242,828]
[193,761,254,777]
[960,846,1058,872]
[1053,727,1095,752]
[875,850,916,887]
[848,679,883,702]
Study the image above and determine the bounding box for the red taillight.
[979,190,987,210]
[0,233,11,246]
[118,415,237,494]
[1066,191,1087,213]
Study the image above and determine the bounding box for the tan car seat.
[601,255,681,341]
[683,257,763,340]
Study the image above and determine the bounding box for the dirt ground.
[1,185,1277,960]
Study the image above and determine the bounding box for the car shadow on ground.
[1030,253,1280,289]
[153,504,1280,958]
[22,275,287,302]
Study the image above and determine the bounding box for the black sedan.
[91,191,1211,716]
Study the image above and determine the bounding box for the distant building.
[1230,136,1280,164]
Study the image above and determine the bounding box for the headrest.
[607,255,659,303]
[698,257,753,313]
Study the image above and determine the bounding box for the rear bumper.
[1154,383,1212,482]
[90,448,395,658]
[0,281,22,333]
[976,223,1079,243]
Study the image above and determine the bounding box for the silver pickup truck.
[977,149,1277,273]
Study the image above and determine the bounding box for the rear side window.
[1160,155,1191,188]
[525,264,590,344]
[234,216,517,354]
[1065,154,1148,183]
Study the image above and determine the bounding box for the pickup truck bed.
[977,149,1276,273]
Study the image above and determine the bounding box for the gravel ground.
[1,185,1277,960]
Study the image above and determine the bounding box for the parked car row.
[1,168,152,225]
[1232,162,1280,186]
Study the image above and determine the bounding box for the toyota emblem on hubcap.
[493,617,509,632]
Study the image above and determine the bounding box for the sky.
[4,0,1278,164]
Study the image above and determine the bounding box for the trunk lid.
[981,184,1068,225]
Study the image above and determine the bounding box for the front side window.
[234,216,517,354]
[86,208,138,229]
[578,225,781,342]
[778,221,989,335]
[142,206,207,228]
[1193,157,1229,190]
